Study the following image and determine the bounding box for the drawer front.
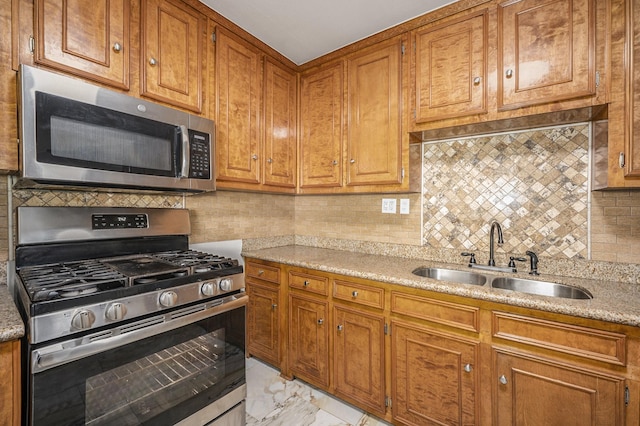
[289,271,329,295]
[246,261,280,284]
[492,312,627,366]
[333,280,384,309]
[391,291,479,332]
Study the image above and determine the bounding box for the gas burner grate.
[152,250,239,273]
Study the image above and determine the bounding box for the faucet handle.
[508,256,526,269]
[461,252,477,265]
[525,251,539,275]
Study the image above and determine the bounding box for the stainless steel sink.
[491,277,593,299]
[412,267,487,286]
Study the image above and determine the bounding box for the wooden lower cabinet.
[246,282,280,367]
[288,293,330,388]
[0,339,20,425]
[333,304,386,416]
[493,347,626,425]
[391,320,479,425]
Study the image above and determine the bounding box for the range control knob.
[71,310,96,330]
[201,282,217,297]
[219,278,233,292]
[159,291,178,307]
[105,302,127,321]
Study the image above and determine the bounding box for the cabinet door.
[333,305,385,416]
[627,0,640,177]
[288,294,329,388]
[141,0,205,112]
[493,348,625,425]
[392,320,479,426]
[299,62,344,188]
[0,340,20,425]
[263,59,297,188]
[215,28,262,185]
[498,0,595,110]
[35,0,129,89]
[414,10,487,122]
[347,38,403,186]
[247,281,280,367]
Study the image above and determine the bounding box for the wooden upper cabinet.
[141,0,205,112]
[215,28,262,185]
[299,62,344,189]
[626,0,640,177]
[263,59,297,189]
[347,37,403,186]
[34,0,129,89]
[414,10,488,123]
[498,0,596,110]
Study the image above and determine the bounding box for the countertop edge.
[0,286,25,342]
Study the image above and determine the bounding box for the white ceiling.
[199,0,454,65]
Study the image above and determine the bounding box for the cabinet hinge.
[29,36,35,53]
[384,323,390,335]
[625,386,630,406]
[619,152,625,168]
[385,396,392,408]
[595,70,600,88]
[211,32,216,43]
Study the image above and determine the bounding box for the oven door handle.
[32,294,248,373]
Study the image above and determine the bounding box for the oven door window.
[30,307,245,426]
[35,92,181,177]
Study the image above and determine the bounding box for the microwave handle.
[179,125,190,178]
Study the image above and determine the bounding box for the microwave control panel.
[188,130,211,179]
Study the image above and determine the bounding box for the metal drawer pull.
[258,270,264,276]
[352,291,358,297]
[464,364,472,373]
[272,304,277,309]
[317,319,324,325]
[303,280,310,287]
[499,375,508,385]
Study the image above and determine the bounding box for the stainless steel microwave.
[17,65,215,193]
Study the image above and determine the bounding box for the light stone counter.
[242,245,640,328]
[0,286,24,342]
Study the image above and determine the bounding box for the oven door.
[28,295,246,426]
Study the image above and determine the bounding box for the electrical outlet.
[382,199,397,214]
[400,199,410,214]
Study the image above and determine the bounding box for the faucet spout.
[489,221,504,266]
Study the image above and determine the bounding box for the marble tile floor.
[246,358,392,426]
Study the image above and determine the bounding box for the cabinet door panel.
[247,282,279,367]
[288,294,329,387]
[414,10,487,122]
[300,63,344,188]
[493,348,625,425]
[141,0,204,112]
[216,29,262,184]
[498,0,595,110]
[392,320,478,426]
[333,305,385,415]
[35,0,129,89]
[263,60,297,188]
[347,39,402,186]
[627,0,640,176]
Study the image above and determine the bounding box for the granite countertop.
[0,286,25,342]
[242,245,640,328]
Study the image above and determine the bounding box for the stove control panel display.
[92,214,148,229]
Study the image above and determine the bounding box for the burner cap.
[194,267,210,273]
[173,271,187,277]
[135,277,157,284]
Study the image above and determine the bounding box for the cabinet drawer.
[391,291,479,332]
[492,312,626,366]
[333,280,384,309]
[289,271,328,295]
[246,262,280,284]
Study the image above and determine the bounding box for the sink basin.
[412,267,487,286]
[491,277,593,299]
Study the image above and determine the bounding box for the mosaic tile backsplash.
[422,124,589,260]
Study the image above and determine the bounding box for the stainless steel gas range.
[14,207,247,426]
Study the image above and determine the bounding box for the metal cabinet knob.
[350,159,355,164]
[257,270,264,276]
[149,57,157,66]
[337,325,343,331]
[332,160,338,166]
[272,303,278,309]
[317,319,324,325]
[267,158,273,163]
[499,375,508,385]
[505,69,513,78]
[473,76,481,85]
[303,280,310,287]
[113,42,122,53]
[464,364,473,373]
[252,154,258,160]
[352,291,358,297]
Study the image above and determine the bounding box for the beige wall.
[591,191,640,263]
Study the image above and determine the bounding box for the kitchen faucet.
[461,220,527,273]
[488,221,504,266]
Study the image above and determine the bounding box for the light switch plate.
[400,199,410,214]
[382,199,397,214]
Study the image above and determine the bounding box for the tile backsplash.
[422,124,590,261]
